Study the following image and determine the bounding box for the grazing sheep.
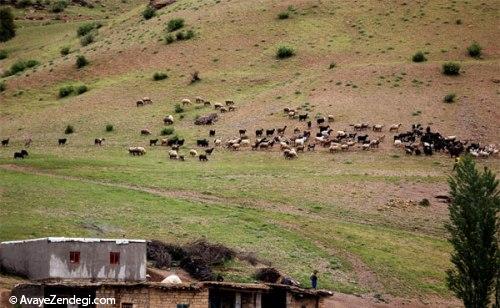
[214,139,222,146]
[141,129,151,135]
[20,149,28,157]
[372,124,384,132]
[228,106,236,112]
[14,152,25,159]
[296,145,305,152]
[190,149,198,156]
[197,139,209,147]
[161,139,169,146]
[288,111,296,117]
[239,129,247,136]
[129,147,146,156]
[277,126,287,135]
[327,115,335,122]
[164,115,174,125]
[204,101,211,107]
[280,142,291,150]
[136,100,144,107]
[298,114,308,121]
[389,123,402,132]
[1,138,9,146]
[329,143,341,152]
[142,97,153,104]
[283,149,298,159]
[182,98,192,106]
[205,148,215,155]
[341,144,349,151]
[199,154,208,161]
[357,134,368,143]
[178,155,185,161]
[362,143,371,151]
[209,130,216,136]
[317,117,325,125]
[240,139,251,147]
[150,139,159,146]
[195,96,204,104]
[255,129,264,137]
[94,138,105,146]
[220,107,228,113]
[225,100,235,106]
[393,139,403,147]
[307,144,316,151]
[24,138,32,147]
[336,131,347,138]
[266,128,275,136]
[58,138,67,146]
[214,103,223,109]
[169,150,178,159]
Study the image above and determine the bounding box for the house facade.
[0,237,146,281]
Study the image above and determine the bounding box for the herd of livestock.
[1,97,498,162]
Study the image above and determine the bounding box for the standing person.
[310,270,318,289]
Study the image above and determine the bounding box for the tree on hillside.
[446,155,499,308]
[0,7,16,42]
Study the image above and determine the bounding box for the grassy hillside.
[0,0,498,303]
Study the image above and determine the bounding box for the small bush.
[58,85,74,98]
[175,31,186,40]
[161,127,175,136]
[185,29,195,39]
[105,124,114,132]
[64,125,74,134]
[147,240,172,268]
[276,45,295,59]
[412,51,426,62]
[444,93,456,103]
[80,33,95,46]
[174,103,184,113]
[0,50,7,60]
[50,0,68,13]
[467,42,482,58]
[184,239,236,266]
[329,62,336,69]
[167,18,184,32]
[76,85,88,94]
[3,60,40,76]
[165,34,175,44]
[77,23,96,37]
[278,11,289,19]
[76,55,89,68]
[442,62,461,75]
[0,81,5,92]
[419,198,430,207]
[153,72,168,80]
[142,6,156,20]
[0,7,16,43]
[60,46,70,56]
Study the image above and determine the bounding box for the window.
[121,304,133,308]
[69,251,80,264]
[176,305,189,308]
[110,252,120,265]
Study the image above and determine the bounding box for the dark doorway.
[209,289,236,308]
[262,289,286,308]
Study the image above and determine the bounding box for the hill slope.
[0,0,498,304]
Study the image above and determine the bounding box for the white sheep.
[394,139,403,147]
[389,123,402,132]
[161,274,182,284]
[182,98,191,106]
[189,149,198,156]
[328,115,334,122]
[214,139,222,146]
[168,150,178,159]
[240,139,251,147]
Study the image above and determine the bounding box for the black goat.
[58,138,67,145]
[199,154,208,161]
[209,130,216,136]
[1,138,9,146]
[298,114,308,121]
[197,139,209,147]
[150,139,158,146]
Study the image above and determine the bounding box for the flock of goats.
[1,97,498,162]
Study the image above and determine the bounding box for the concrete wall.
[97,286,209,308]
[0,239,146,281]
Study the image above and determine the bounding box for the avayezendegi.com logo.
[9,294,115,307]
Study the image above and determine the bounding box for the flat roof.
[1,237,146,245]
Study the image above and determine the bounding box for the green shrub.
[175,31,186,40]
[185,29,195,39]
[60,46,70,56]
[76,55,89,68]
[276,45,295,59]
[80,33,95,46]
[174,103,184,113]
[153,72,168,81]
[0,50,7,60]
[444,93,456,103]
[165,34,175,44]
[64,125,74,134]
[167,18,185,32]
[50,0,68,13]
[105,124,114,132]
[161,127,175,136]
[412,51,426,62]
[3,60,40,76]
[0,7,16,42]
[277,11,289,19]
[142,6,156,20]
[59,85,74,98]
[467,42,482,58]
[0,81,5,92]
[77,23,96,37]
[76,85,88,94]
[442,62,461,75]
